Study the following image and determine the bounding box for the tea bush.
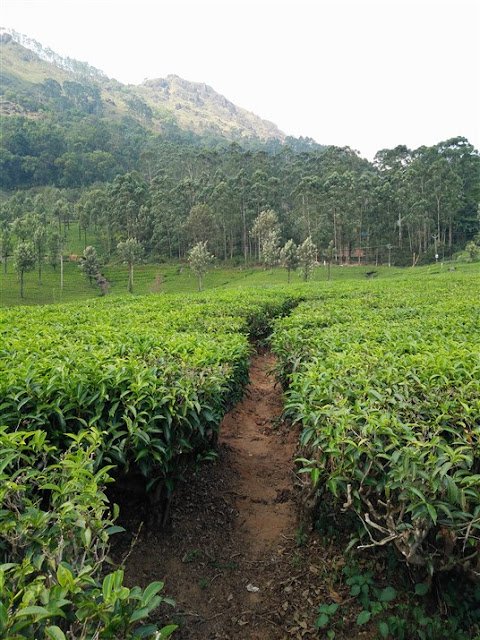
[0,428,176,639]
[271,274,480,576]
[0,289,298,516]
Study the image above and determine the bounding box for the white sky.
[2,0,479,160]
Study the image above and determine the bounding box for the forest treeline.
[1,90,479,267]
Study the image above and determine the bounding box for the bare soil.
[112,351,370,639]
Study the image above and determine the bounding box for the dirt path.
[114,351,445,640]
[220,351,297,556]
[118,351,330,639]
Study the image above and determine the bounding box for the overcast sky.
[2,0,479,160]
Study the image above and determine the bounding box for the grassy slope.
[1,222,478,306]
[2,238,478,309]
[1,40,69,84]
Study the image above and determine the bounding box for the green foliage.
[271,271,480,575]
[251,209,281,263]
[0,223,12,274]
[262,231,280,270]
[117,237,144,293]
[465,241,479,262]
[280,239,299,283]
[297,236,317,281]
[188,241,214,291]
[1,107,479,267]
[185,204,218,247]
[13,240,36,298]
[0,428,176,639]
[314,561,480,639]
[13,240,36,273]
[0,289,297,519]
[0,285,305,638]
[79,245,100,285]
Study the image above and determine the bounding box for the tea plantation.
[0,265,479,638]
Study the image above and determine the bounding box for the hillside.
[0,28,285,142]
[137,75,284,141]
[1,29,477,270]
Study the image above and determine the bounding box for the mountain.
[137,76,284,141]
[0,28,285,142]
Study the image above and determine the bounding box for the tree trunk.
[436,196,441,242]
[129,263,134,293]
[20,271,24,298]
[333,208,338,262]
[242,199,247,266]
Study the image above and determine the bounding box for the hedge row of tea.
[0,290,297,493]
[0,288,298,638]
[271,274,480,577]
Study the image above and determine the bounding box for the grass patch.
[1,252,477,308]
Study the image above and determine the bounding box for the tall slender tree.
[280,239,299,283]
[14,242,36,298]
[188,241,214,292]
[298,236,317,281]
[117,238,144,293]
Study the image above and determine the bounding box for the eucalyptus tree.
[435,137,480,241]
[262,231,280,271]
[185,204,218,249]
[47,225,61,271]
[403,159,429,256]
[12,217,32,243]
[323,240,335,281]
[354,171,378,263]
[188,241,214,292]
[79,246,100,286]
[250,209,281,262]
[82,188,107,231]
[298,236,317,281]
[211,180,235,260]
[280,239,299,283]
[74,197,90,247]
[52,198,71,235]
[150,174,184,258]
[134,204,156,253]
[374,146,412,246]
[291,175,323,240]
[403,147,448,257]
[233,169,252,264]
[323,171,360,263]
[0,223,12,275]
[117,237,144,293]
[33,193,48,227]
[14,242,36,298]
[251,170,270,215]
[33,221,47,284]
[425,156,463,251]
[107,171,149,239]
